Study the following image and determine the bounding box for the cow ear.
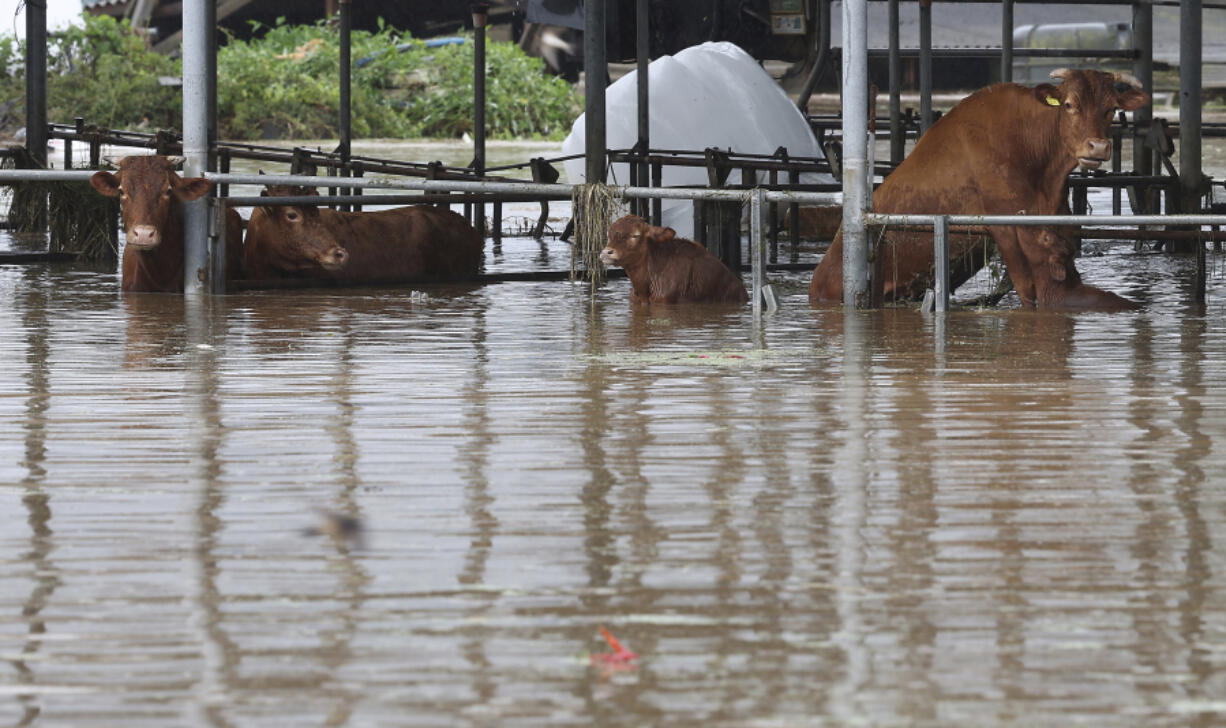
[1117,88,1149,112]
[89,170,121,197]
[1033,83,1061,107]
[655,226,677,242]
[174,176,213,202]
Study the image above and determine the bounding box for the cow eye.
[286,210,300,222]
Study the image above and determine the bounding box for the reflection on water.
[1,244,1226,725]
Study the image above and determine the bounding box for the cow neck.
[1006,85,1077,209]
[122,201,185,292]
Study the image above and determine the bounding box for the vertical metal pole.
[25,0,47,169]
[919,0,933,134]
[635,0,649,218]
[339,0,352,210]
[1113,125,1122,214]
[933,215,949,312]
[584,0,607,184]
[1132,1,1153,180]
[842,0,870,309]
[209,200,227,294]
[182,0,210,295]
[1196,228,1207,304]
[796,0,831,113]
[888,0,903,164]
[751,188,764,318]
[205,0,217,173]
[472,4,488,235]
[1001,0,1013,82]
[1181,0,1201,219]
[650,160,662,224]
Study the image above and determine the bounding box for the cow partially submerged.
[809,68,1149,309]
[1025,227,1140,310]
[90,155,243,293]
[600,214,749,305]
[243,184,483,283]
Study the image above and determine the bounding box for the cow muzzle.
[125,224,162,250]
[318,246,349,271]
[598,247,619,266]
[1077,138,1111,170]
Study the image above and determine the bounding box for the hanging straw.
[570,182,620,296]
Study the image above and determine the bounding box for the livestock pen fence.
[213,172,844,317]
[0,167,1222,315]
[201,172,1226,314]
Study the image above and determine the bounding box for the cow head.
[1033,68,1149,171]
[256,184,349,272]
[89,155,211,250]
[1022,227,1140,310]
[601,214,673,268]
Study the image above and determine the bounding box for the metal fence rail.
[209,173,843,316]
[2,166,1221,313]
[867,211,1226,311]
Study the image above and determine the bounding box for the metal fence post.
[209,199,227,295]
[751,188,764,317]
[182,0,211,294]
[842,0,870,308]
[934,215,950,312]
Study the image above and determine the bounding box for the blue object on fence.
[355,37,468,68]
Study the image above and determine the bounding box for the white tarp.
[562,41,829,237]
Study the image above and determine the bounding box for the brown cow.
[1024,227,1140,310]
[243,184,483,282]
[809,68,1150,308]
[600,214,749,305]
[89,155,243,293]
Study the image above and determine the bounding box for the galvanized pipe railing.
[3,166,1220,312]
[867,211,1226,311]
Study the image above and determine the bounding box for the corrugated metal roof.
[82,0,125,8]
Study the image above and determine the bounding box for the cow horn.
[1112,71,1144,90]
[1049,68,1073,81]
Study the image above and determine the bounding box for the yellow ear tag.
[1045,95,1060,106]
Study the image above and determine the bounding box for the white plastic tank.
[561,41,829,238]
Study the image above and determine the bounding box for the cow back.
[324,204,483,282]
[641,236,748,305]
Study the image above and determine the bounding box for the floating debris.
[589,625,638,669]
[302,509,364,548]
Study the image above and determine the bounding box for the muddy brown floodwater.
[2,140,1226,726]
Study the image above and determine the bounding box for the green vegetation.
[0,14,181,132]
[0,14,579,141]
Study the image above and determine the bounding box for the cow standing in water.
[809,68,1149,309]
[600,214,748,305]
[90,155,243,293]
[243,184,483,282]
